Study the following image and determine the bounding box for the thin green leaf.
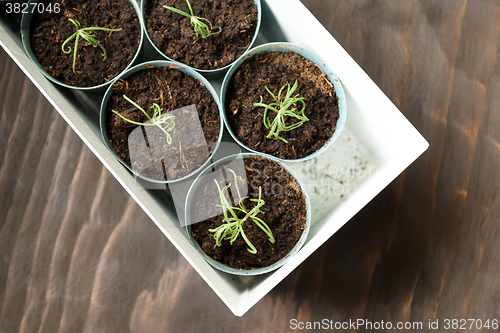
[163,0,221,39]
[209,171,274,254]
[61,18,122,73]
[254,80,309,143]
[112,95,176,144]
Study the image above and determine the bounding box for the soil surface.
[145,0,258,70]
[190,156,308,270]
[30,0,141,87]
[225,51,340,160]
[105,66,220,181]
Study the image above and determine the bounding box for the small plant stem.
[163,0,221,39]
[253,80,309,143]
[209,170,275,254]
[227,168,245,209]
[61,18,122,74]
[112,95,176,144]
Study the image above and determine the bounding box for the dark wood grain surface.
[2,1,500,332]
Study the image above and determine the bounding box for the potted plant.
[221,42,347,161]
[142,0,261,75]
[22,0,143,90]
[100,61,223,183]
[185,153,311,275]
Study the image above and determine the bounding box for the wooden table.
[1,1,500,331]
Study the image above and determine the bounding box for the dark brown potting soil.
[225,51,340,160]
[105,66,220,181]
[30,0,141,87]
[190,156,308,270]
[145,0,258,70]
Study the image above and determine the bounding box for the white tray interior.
[0,0,428,316]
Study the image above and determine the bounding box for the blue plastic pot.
[21,0,144,92]
[99,60,224,184]
[141,0,261,78]
[220,42,347,162]
[184,153,311,275]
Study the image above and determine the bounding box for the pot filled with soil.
[100,61,223,183]
[142,0,261,76]
[185,153,311,275]
[221,42,347,162]
[21,0,143,90]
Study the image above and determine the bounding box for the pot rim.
[184,152,311,276]
[21,0,145,91]
[99,60,224,184]
[220,42,347,162]
[140,0,262,77]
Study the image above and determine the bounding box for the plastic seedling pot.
[141,0,261,79]
[21,0,144,92]
[184,153,311,275]
[220,42,347,162]
[100,60,224,184]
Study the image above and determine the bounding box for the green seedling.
[164,0,221,38]
[209,169,274,254]
[61,18,122,74]
[254,81,309,143]
[112,95,176,144]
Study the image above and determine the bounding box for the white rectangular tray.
[0,0,428,316]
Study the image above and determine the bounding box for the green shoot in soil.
[254,81,309,143]
[112,95,176,144]
[164,0,221,38]
[62,18,122,74]
[209,169,275,254]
